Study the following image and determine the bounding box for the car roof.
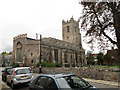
[12,67,31,70]
[38,73,76,79]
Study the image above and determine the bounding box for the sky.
[0,0,91,53]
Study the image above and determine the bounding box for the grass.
[83,65,119,69]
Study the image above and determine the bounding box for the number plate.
[20,76,28,78]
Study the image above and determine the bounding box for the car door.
[30,76,58,90]
[45,77,58,90]
[31,76,46,90]
[7,69,12,83]
[7,69,14,83]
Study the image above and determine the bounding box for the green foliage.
[55,62,62,67]
[45,62,55,67]
[89,65,119,69]
[104,54,113,66]
[35,62,40,67]
[41,61,47,67]
[87,53,94,65]
[35,61,62,67]
[83,65,119,69]
[103,54,119,66]
[97,52,104,65]
[9,51,12,54]
[11,62,19,67]
[1,51,12,55]
[1,52,6,55]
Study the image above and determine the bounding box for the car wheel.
[11,81,15,89]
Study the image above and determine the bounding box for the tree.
[9,51,12,55]
[80,1,120,64]
[1,51,12,55]
[97,52,103,65]
[104,54,113,66]
[87,52,94,65]
[1,52,7,55]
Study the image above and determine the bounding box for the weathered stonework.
[12,17,86,67]
[32,67,120,82]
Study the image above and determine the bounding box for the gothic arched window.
[54,49,58,63]
[16,42,22,63]
[64,51,67,63]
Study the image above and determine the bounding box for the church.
[12,17,87,67]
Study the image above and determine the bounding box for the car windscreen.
[56,75,90,89]
[56,77,71,89]
[16,68,31,75]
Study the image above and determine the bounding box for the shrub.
[11,62,19,67]
[35,62,40,67]
[46,62,55,67]
[35,61,62,67]
[41,61,48,67]
[55,62,62,67]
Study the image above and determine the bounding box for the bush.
[35,61,62,67]
[41,61,48,67]
[55,62,62,67]
[42,61,55,67]
[46,62,55,67]
[35,62,40,67]
[11,62,19,67]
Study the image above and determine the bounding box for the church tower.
[62,17,82,49]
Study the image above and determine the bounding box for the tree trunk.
[113,9,120,87]
[113,11,120,65]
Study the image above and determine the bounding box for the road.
[89,82,119,89]
[0,67,119,90]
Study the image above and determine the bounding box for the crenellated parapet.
[13,33,27,40]
[62,16,79,25]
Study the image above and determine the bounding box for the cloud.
[0,0,84,53]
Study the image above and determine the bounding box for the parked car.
[2,67,12,82]
[29,73,98,90]
[6,67,33,88]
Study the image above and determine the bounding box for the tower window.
[67,26,69,32]
[75,26,77,32]
[31,60,34,63]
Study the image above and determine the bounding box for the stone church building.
[12,17,87,67]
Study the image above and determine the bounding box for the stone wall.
[32,67,120,82]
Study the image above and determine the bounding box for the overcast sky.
[0,0,91,53]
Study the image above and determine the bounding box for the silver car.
[7,67,33,88]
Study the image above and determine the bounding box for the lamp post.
[39,34,42,73]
